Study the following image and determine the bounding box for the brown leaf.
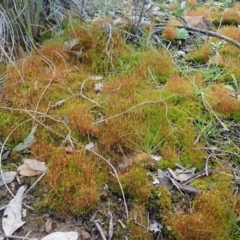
[207,52,225,65]
[81,230,92,240]
[184,16,211,30]
[102,189,109,197]
[18,164,43,177]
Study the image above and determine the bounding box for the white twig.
[24,170,47,196]
[93,95,178,126]
[80,78,100,106]
[94,220,107,240]
[108,212,113,240]
[88,149,129,221]
[201,92,229,131]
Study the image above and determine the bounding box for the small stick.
[175,24,240,49]
[94,220,107,240]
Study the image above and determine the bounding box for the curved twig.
[154,23,240,49]
[175,25,240,49]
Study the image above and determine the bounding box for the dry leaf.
[81,230,92,240]
[18,159,47,177]
[45,218,53,233]
[24,159,47,172]
[184,16,211,30]
[0,171,17,186]
[2,186,26,236]
[207,52,224,65]
[41,231,79,240]
[18,164,42,177]
[13,125,37,152]
[174,167,196,182]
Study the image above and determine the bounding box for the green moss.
[120,167,155,204]
[42,150,108,215]
[169,190,236,240]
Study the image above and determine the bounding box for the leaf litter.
[18,159,47,177]
[2,186,26,236]
[12,125,38,152]
[0,171,17,186]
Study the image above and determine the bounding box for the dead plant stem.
[87,149,129,221]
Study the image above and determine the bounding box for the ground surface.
[1,0,240,239]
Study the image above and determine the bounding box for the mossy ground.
[1,2,240,239]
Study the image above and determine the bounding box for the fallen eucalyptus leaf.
[157,169,172,189]
[0,171,17,186]
[18,159,47,177]
[174,167,196,182]
[41,231,79,240]
[13,125,37,152]
[2,186,26,236]
[184,16,211,30]
[18,164,42,177]
[24,159,47,172]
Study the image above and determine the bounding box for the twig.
[154,23,240,49]
[205,154,213,176]
[108,212,113,240]
[0,106,74,145]
[24,170,47,196]
[201,92,229,131]
[94,220,107,240]
[92,95,178,126]
[0,118,34,197]
[135,0,145,35]
[104,23,114,71]
[182,170,212,185]
[170,177,201,194]
[87,149,129,221]
[80,78,100,106]
[31,57,55,123]
[174,24,240,49]
[5,236,33,240]
[118,219,126,229]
